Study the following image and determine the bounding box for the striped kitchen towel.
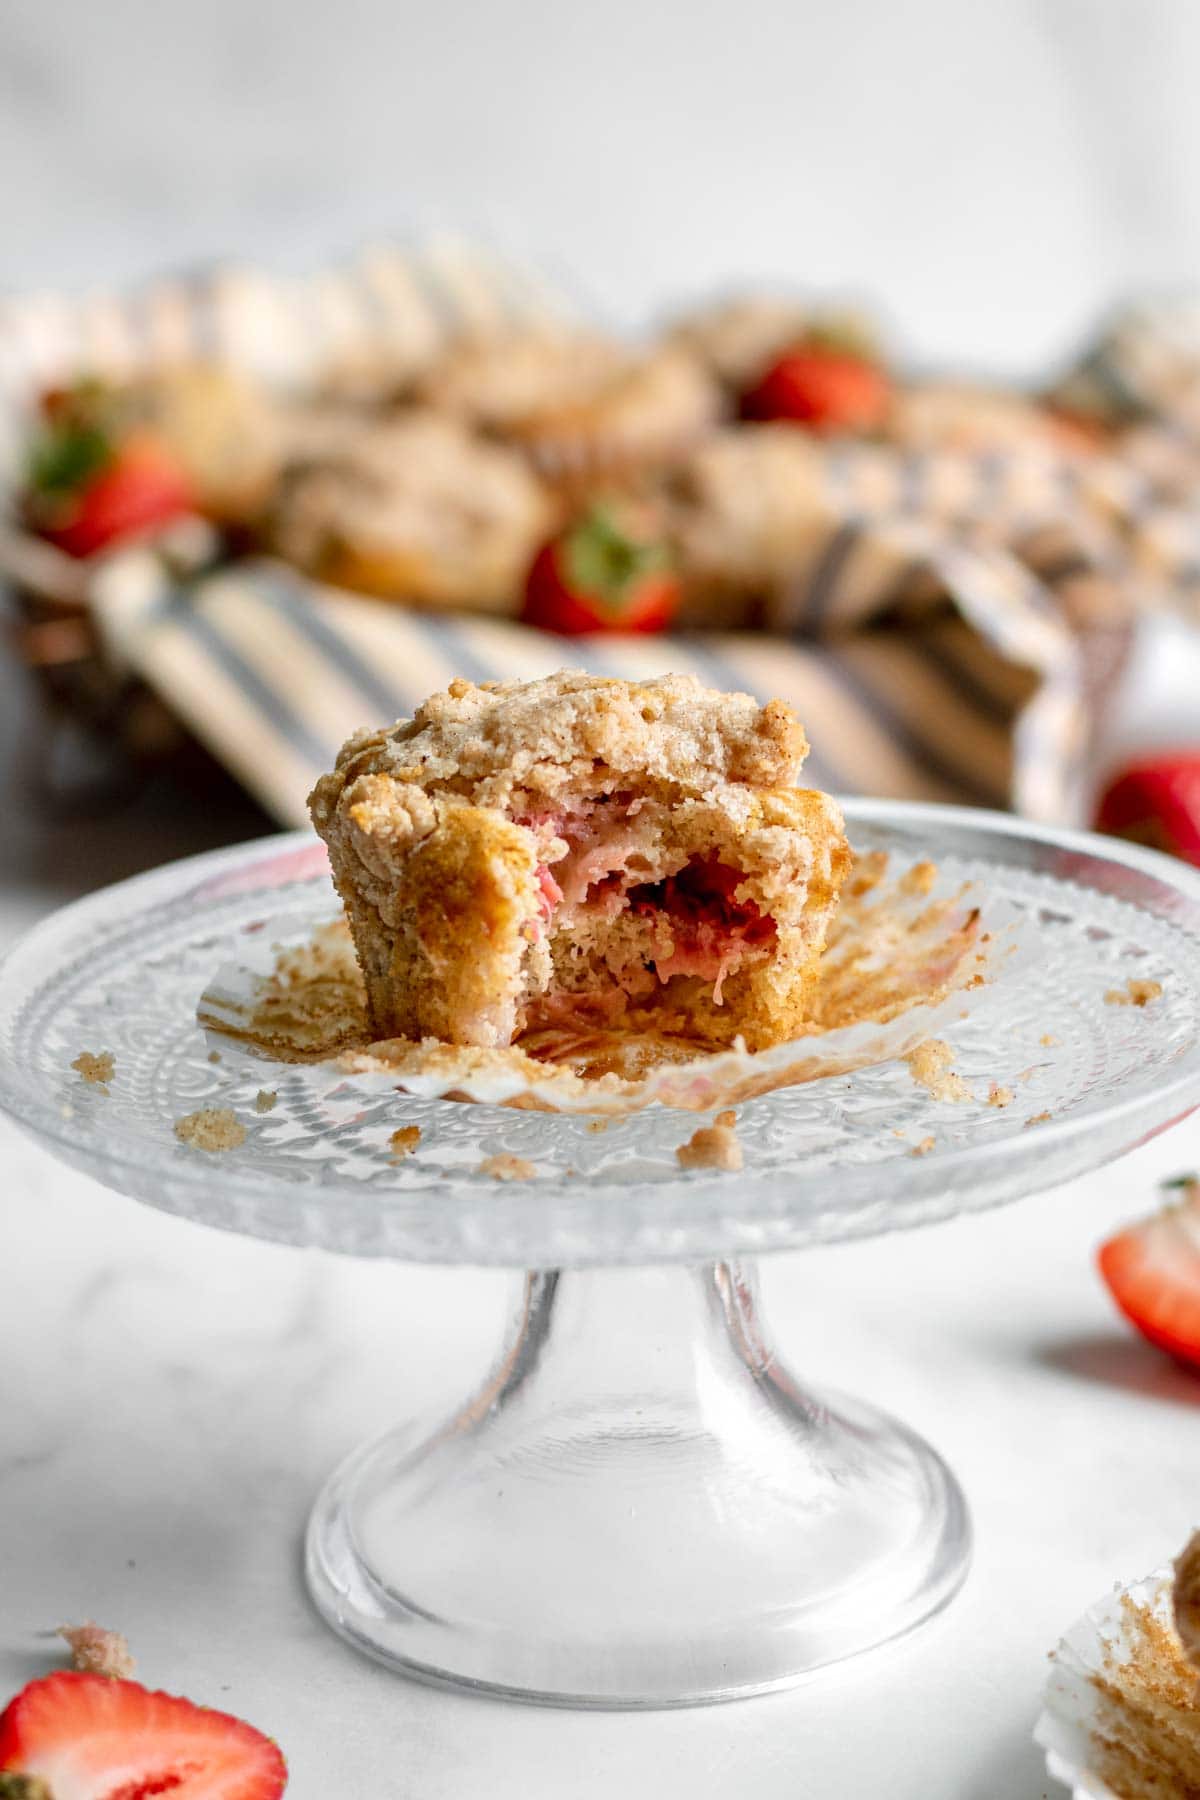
[89,538,1096,829]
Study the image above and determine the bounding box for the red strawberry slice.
[1098,1176,1200,1368]
[0,1673,286,1800]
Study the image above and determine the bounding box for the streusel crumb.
[904,1040,972,1103]
[1105,978,1164,1008]
[586,1118,610,1133]
[987,1082,1014,1108]
[254,1089,278,1113]
[207,1049,222,1065]
[1025,1110,1053,1127]
[390,1125,421,1157]
[174,1107,246,1152]
[59,1621,135,1680]
[71,1050,114,1088]
[1040,1033,1059,1047]
[911,1136,936,1156]
[900,860,938,897]
[479,1152,536,1180]
[676,1112,743,1171]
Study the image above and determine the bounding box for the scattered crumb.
[1025,1111,1053,1127]
[1015,1067,1035,1084]
[389,1125,421,1157]
[586,1118,610,1134]
[987,1083,1014,1109]
[173,1107,246,1152]
[911,1136,936,1157]
[900,859,938,897]
[1105,977,1164,1008]
[58,1621,135,1680]
[1040,1033,1059,1047]
[964,972,986,990]
[677,1113,743,1172]
[892,1128,908,1139]
[71,1050,114,1089]
[479,1152,536,1181]
[254,1089,278,1114]
[207,1049,222,1065]
[904,1039,973,1103]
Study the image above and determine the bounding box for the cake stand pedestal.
[2,802,1199,1708]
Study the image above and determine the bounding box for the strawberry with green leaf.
[522,504,680,636]
[23,383,194,558]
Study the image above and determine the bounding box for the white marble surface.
[2,653,1200,1798]
[6,0,1200,373]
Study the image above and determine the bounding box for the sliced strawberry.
[521,505,680,636]
[39,435,194,559]
[1098,1176,1200,1368]
[0,1672,286,1800]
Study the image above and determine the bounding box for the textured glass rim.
[3,799,1200,1265]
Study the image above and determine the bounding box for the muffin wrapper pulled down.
[1035,1562,1200,1799]
[196,850,1030,1115]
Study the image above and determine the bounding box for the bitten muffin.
[264,411,555,610]
[309,671,850,1052]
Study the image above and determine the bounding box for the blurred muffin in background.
[667,296,815,392]
[264,410,556,611]
[415,329,721,486]
[657,424,831,626]
[886,378,1095,457]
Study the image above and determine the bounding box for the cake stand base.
[305,1260,970,1707]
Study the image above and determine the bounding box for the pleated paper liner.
[1036,1561,1200,1798]
[196,848,1027,1116]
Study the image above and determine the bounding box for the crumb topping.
[173,1107,246,1152]
[254,1089,278,1113]
[904,1039,973,1103]
[317,670,809,811]
[478,1152,536,1180]
[911,1135,936,1156]
[59,1621,135,1680]
[71,1050,114,1088]
[987,1082,1014,1108]
[390,1125,421,1157]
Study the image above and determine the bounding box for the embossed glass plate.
[4,801,1200,1708]
[1,802,1198,1267]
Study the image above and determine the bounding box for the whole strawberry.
[741,322,891,436]
[522,504,680,636]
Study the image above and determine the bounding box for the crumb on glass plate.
[1025,1110,1053,1127]
[390,1125,421,1157]
[987,1082,1014,1108]
[1105,977,1164,1008]
[904,1040,972,1103]
[173,1107,246,1152]
[254,1089,278,1113]
[677,1111,743,1172]
[71,1050,114,1088]
[911,1135,936,1157]
[479,1152,536,1180]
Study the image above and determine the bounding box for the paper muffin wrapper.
[197,852,1032,1115]
[1036,1561,1200,1799]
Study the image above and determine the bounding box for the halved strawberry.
[1098,1175,1200,1368]
[0,1672,286,1799]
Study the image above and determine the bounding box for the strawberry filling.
[628,855,776,1003]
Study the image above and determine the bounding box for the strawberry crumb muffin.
[309,671,850,1052]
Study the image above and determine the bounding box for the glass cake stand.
[2,801,1200,1709]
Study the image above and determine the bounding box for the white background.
[4,5,1200,1794]
[4,0,1200,374]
